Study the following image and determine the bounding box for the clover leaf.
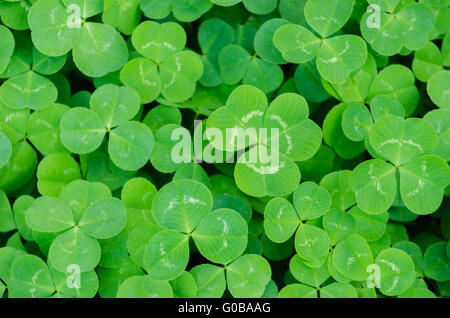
[125,179,248,282]
[361,1,435,56]
[274,0,368,84]
[350,115,450,215]
[60,84,154,171]
[28,0,128,77]
[25,180,127,273]
[207,85,322,197]
[122,21,203,103]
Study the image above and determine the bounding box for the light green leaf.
[28,0,80,56]
[36,153,81,197]
[72,23,128,78]
[132,21,186,64]
[348,205,389,242]
[273,24,320,64]
[0,132,12,168]
[350,159,397,214]
[108,121,154,171]
[323,207,356,245]
[412,42,443,82]
[91,84,141,129]
[48,228,101,273]
[332,234,374,281]
[317,35,368,84]
[0,190,15,232]
[160,50,204,103]
[60,107,106,154]
[152,179,212,233]
[27,103,69,155]
[218,45,252,85]
[120,58,161,103]
[127,223,161,268]
[143,230,189,281]
[117,275,173,298]
[243,0,277,15]
[8,254,55,298]
[294,223,330,261]
[25,196,74,233]
[320,282,357,298]
[376,248,417,296]
[427,70,450,108]
[368,64,419,116]
[193,209,248,264]
[369,115,437,166]
[263,197,299,243]
[341,102,373,142]
[170,271,198,298]
[290,254,330,287]
[226,254,272,298]
[0,71,57,110]
[278,283,318,298]
[399,155,450,215]
[0,25,15,74]
[254,19,289,65]
[102,0,142,35]
[189,264,226,298]
[79,197,127,239]
[304,0,354,38]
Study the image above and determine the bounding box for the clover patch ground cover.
[0,0,449,299]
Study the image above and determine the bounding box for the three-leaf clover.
[361,1,435,56]
[188,254,272,298]
[217,18,288,94]
[28,0,128,77]
[122,21,204,104]
[0,33,60,111]
[207,85,322,197]
[264,182,332,263]
[350,114,450,215]
[25,179,127,273]
[129,179,248,283]
[59,84,154,171]
[1,249,99,298]
[274,0,368,84]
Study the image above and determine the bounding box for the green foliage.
[0,0,448,300]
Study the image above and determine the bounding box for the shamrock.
[187,254,272,298]
[122,20,204,104]
[28,0,128,77]
[206,85,322,197]
[0,97,76,193]
[274,0,368,84]
[320,171,389,244]
[350,114,450,215]
[0,249,99,298]
[23,179,127,276]
[59,83,154,172]
[361,0,435,56]
[322,61,419,117]
[198,18,236,87]
[263,182,332,264]
[127,179,249,284]
[216,18,288,94]
[0,32,62,111]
